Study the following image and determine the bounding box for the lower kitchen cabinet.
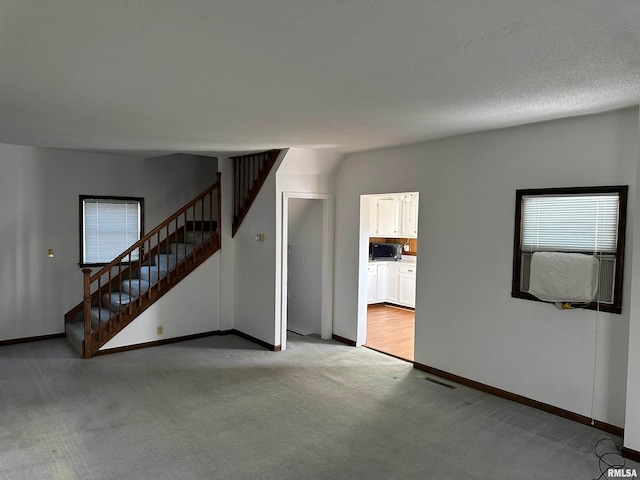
[367,265,377,303]
[386,263,398,303]
[367,261,416,308]
[398,264,417,308]
[376,264,387,301]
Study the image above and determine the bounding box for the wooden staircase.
[64,149,281,358]
[64,173,221,358]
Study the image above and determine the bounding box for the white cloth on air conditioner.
[528,251,599,303]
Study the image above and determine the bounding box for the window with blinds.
[80,196,144,266]
[512,186,627,313]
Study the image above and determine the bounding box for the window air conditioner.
[528,252,599,304]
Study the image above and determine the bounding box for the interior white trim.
[280,192,334,350]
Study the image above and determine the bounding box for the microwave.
[370,242,402,261]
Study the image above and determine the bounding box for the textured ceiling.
[1,1,639,155]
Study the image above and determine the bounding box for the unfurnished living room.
[2,2,640,479]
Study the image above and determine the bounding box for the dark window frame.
[511,185,628,314]
[79,195,145,268]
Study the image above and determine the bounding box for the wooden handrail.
[90,174,221,283]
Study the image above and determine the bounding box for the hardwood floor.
[365,304,415,362]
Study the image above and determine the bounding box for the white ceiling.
[1,1,639,156]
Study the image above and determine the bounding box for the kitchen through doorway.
[362,192,418,362]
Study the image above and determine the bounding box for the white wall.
[231,152,285,345]
[333,107,639,429]
[287,199,323,335]
[139,153,219,227]
[0,143,217,341]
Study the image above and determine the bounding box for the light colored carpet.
[0,333,635,479]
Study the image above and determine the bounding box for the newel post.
[82,268,93,358]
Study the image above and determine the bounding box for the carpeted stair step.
[138,263,168,284]
[64,306,111,355]
[185,231,212,245]
[90,307,112,330]
[121,278,150,298]
[138,253,179,283]
[169,242,194,260]
[138,267,161,285]
[154,253,179,270]
[65,320,84,356]
[102,291,136,311]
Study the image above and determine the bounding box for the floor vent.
[425,377,457,389]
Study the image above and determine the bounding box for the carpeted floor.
[0,333,635,479]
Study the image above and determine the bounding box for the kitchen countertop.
[369,256,417,265]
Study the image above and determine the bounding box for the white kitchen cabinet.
[398,264,417,308]
[376,264,387,301]
[367,263,388,304]
[368,261,416,307]
[376,199,400,236]
[369,199,378,236]
[400,194,419,238]
[367,265,377,303]
[370,194,417,239]
[386,263,398,302]
[370,197,400,237]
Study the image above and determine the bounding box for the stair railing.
[73,173,221,357]
[231,149,281,237]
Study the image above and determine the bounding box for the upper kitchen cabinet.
[369,199,378,236]
[376,198,400,236]
[369,197,400,236]
[400,193,419,238]
[369,193,418,239]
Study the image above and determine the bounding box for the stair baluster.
[231,149,281,237]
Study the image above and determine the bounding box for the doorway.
[287,198,323,336]
[279,192,333,350]
[358,192,418,362]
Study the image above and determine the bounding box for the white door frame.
[357,192,420,347]
[280,192,334,350]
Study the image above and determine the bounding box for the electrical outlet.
[157,326,164,335]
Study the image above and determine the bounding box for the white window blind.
[82,198,141,264]
[522,194,619,253]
